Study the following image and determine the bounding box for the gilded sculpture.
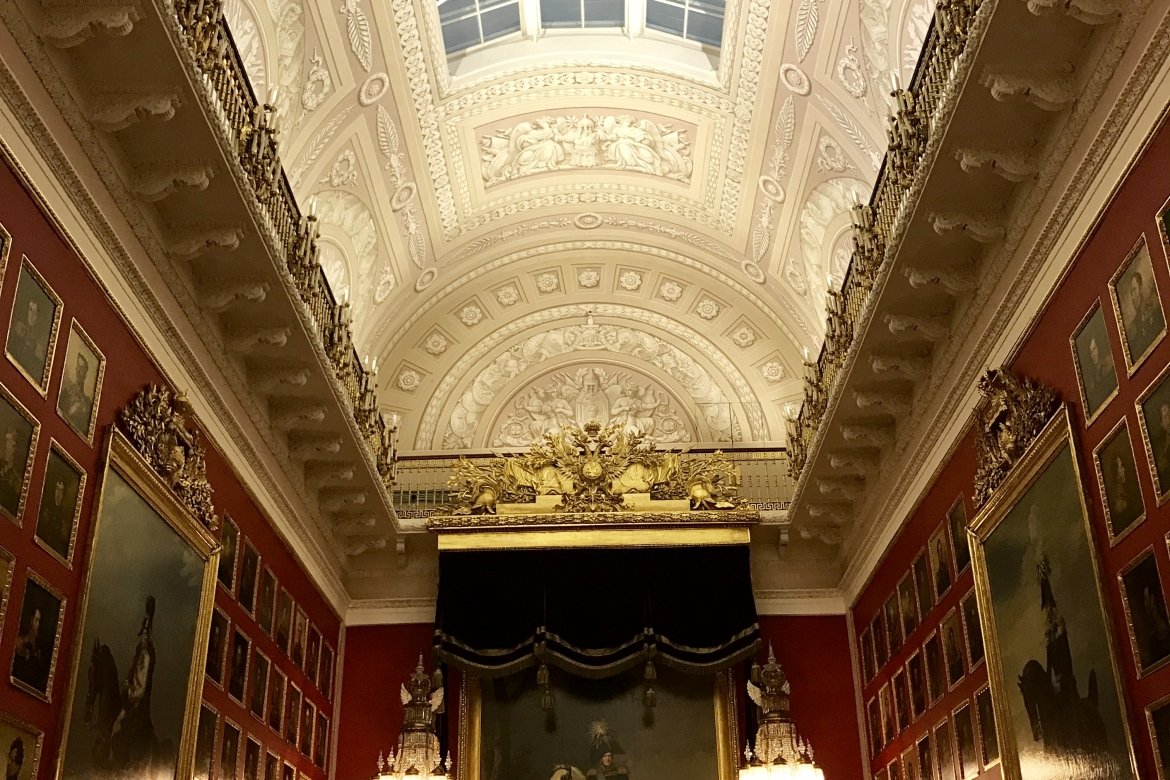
[444,421,744,515]
[971,368,1059,509]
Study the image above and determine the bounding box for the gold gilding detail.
[972,368,1059,510]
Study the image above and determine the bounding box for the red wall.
[852,112,1170,778]
[0,154,340,777]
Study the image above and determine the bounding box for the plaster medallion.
[732,326,758,348]
[397,368,422,392]
[761,361,787,382]
[696,298,720,320]
[817,135,850,172]
[459,303,484,326]
[659,280,684,302]
[359,72,390,105]
[618,270,643,292]
[758,175,785,202]
[391,182,417,211]
[322,150,358,187]
[780,64,812,95]
[424,333,449,355]
[741,260,767,284]
[575,212,603,230]
[415,267,438,291]
[535,273,560,294]
[495,285,520,306]
[577,269,601,288]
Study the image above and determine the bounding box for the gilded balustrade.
[171,0,398,487]
[787,0,980,478]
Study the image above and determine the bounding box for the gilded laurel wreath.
[446,421,743,515]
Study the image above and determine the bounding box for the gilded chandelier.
[377,658,451,780]
[740,646,825,780]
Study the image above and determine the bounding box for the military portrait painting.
[1110,237,1166,372]
[1072,300,1119,422]
[1139,365,1170,500]
[9,571,65,700]
[55,321,104,442]
[0,385,38,523]
[5,258,61,393]
[32,442,84,566]
[1095,418,1146,541]
[0,711,43,780]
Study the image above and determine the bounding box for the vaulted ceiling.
[222,0,930,449]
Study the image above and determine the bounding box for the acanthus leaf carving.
[340,0,374,72]
[795,0,822,61]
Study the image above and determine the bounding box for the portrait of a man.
[1140,372,1170,498]
[320,645,335,699]
[244,738,261,780]
[954,703,978,780]
[291,608,308,668]
[1072,303,1119,419]
[219,721,239,779]
[1150,698,1170,779]
[907,652,926,718]
[238,541,259,614]
[948,499,971,573]
[1096,420,1146,539]
[872,613,889,667]
[880,684,896,744]
[0,712,42,780]
[884,593,902,654]
[249,651,270,718]
[314,712,328,768]
[934,719,955,780]
[9,574,64,699]
[257,568,276,634]
[267,668,286,731]
[1120,551,1170,674]
[961,593,985,669]
[56,323,103,440]
[206,608,228,685]
[284,686,302,744]
[941,611,965,688]
[193,705,216,780]
[299,699,314,755]
[1112,239,1166,369]
[33,447,83,564]
[5,261,60,390]
[893,668,910,732]
[228,629,250,704]
[275,589,293,653]
[0,391,37,521]
[925,633,945,705]
[217,516,238,592]
[929,527,953,600]
[265,752,280,780]
[306,626,321,683]
[976,687,1000,767]
[912,554,933,618]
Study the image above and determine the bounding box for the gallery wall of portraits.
[0,152,342,780]
[851,108,1170,778]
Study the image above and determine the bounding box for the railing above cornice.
[785,0,980,478]
[171,0,398,486]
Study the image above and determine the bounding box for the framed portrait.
[0,710,44,780]
[193,704,217,780]
[907,650,926,719]
[250,648,271,719]
[1148,693,1170,780]
[953,702,978,780]
[893,666,910,732]
[265,751,281,780]
[32,440,85,566]
[1111,236,1167,374]
[257,566,277,635]
[861,625,876,682]
[228,628,251,705]
[880,682,896,744]
[313,711,328,768]
[55,320,105,443]
[929,525,954,600]
[941,609,965,689]
[320,644,335,699]
[874,767,888,780]
[244,737,261,780]
[218,514,239,593]
[888,758,902,780]
[0,381,40,524]
[306,624,321,684]
[1095,417,1147,541]
[969,409,1137,779]
[898,572,919,639]
[282,762,295,780]
[975,685,1000,769]
[960,591,984,669]
[934,717,956,780]
[57,430,220,779]
[285,684,302,744]
[1137,362,1170,503]
[913,552,933,618]
[9,569,66,701]
[459,667,736,780]
[1072,300,1120,423]
[901,745,918,780]
[1160,195,1170,260]
[298,699,315,756]
[1119,547,1170,676]
[206,606,229,686]
[275,588,292,654]
[948,497,971,574]
[267,666,287,733]
[291,607,308,668]
[885,591,903,654]
[916,733,933,780]
[0,220,10,275]
[867,696,882,757]
[872,611,889,667]
[219,719,240,780]
[5,257,62,395]
[239,538,260,615]
[924,631,944,705]
[0,544,14,630]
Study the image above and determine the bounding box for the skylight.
[438,0,522,54]
[540,0,624,28]
[646,0,723,46]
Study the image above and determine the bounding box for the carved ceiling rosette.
[971,368,1059,510]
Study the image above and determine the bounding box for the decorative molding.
[87,89,181,131]
[971,369,1059,509]
[39,4,140,48]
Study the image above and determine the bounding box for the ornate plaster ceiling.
[223,0,931,447]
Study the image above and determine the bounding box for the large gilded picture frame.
[56,429,220,779]
[969,407,1136,780]
[458,669,737,780]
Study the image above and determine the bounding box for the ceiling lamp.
[377,657,452,780]
[740,646,825,780]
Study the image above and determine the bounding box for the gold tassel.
[643,659,657,682]
[537,663,549,687]
[643,685,656,708]
[542,686,556,712]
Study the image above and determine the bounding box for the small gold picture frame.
[0,380,41,526]
[55,319,105,445]
[1070,298,1120,425]
[9,568,67,702]
[1094,415,1148,543]
[0,709,44,780]
[0,219,11,278]
[1146,690,1170,780]
[0,544,14,631]
[1110,235,1168,375]
[32,439,86,568]
[1134,360,1170,504]
[1119,545,1170,677]
[4,256,63,397]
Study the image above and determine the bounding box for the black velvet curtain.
[433,545,760,677]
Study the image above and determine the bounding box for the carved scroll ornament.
[971,368,1059,510]
[119,384,218,530]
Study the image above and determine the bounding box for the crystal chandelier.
[377,657,452,780]
[739,646,825,780]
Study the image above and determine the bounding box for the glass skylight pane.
[646,0,685,34]
[690,0,723,13]
[438,0,476,22]
[583,0,623,26]
[686,10,722,45]
[441,16,481,51]
[481,3,522,39]
[541,0,582,26]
